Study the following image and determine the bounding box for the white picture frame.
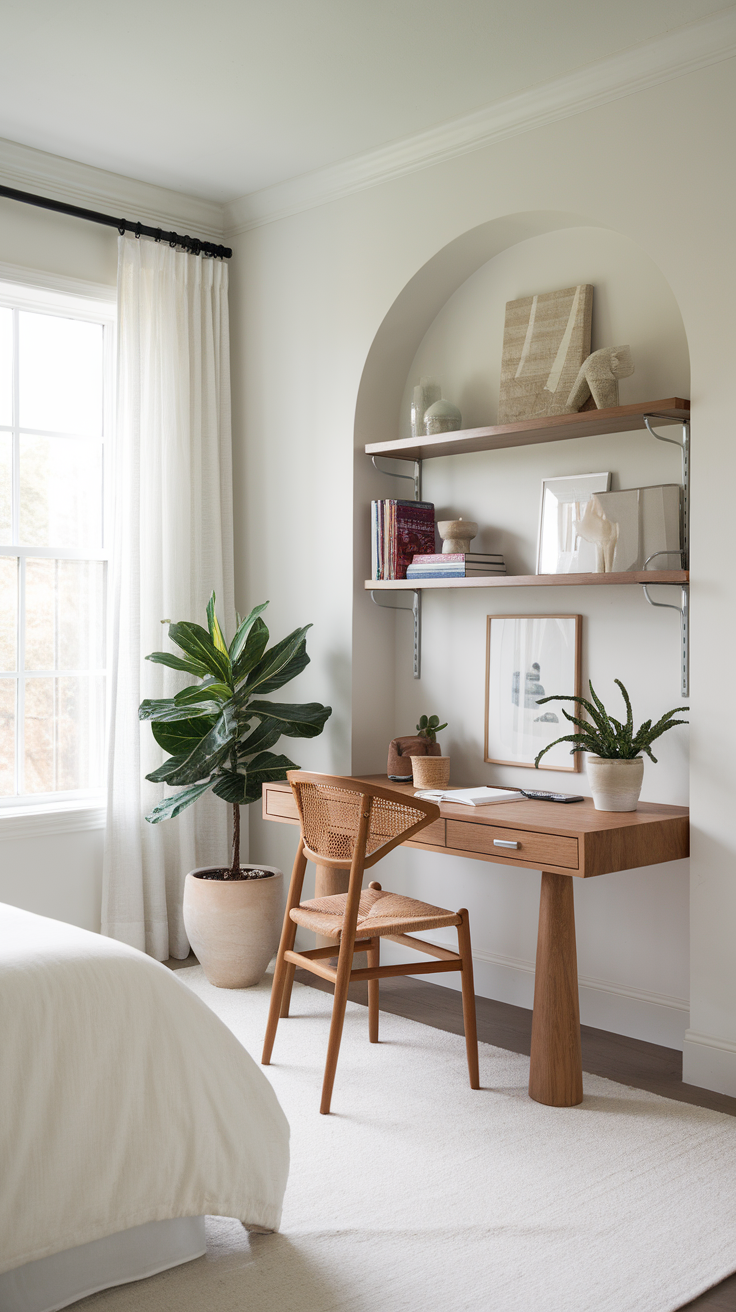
[485,614,582,771]
[537,471,611,575]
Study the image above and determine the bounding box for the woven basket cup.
[410,755,450,789]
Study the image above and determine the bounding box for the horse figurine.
[565,345,634,412]
[573,494,619,573]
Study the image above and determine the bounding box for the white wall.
[0,195,117,930]
[233,59,736,1085]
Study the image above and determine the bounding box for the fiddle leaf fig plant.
[533,678,688,768]
[416,713,448,743]
[139,593,331,877]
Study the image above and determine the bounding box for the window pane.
[0,557,17,671]
[19,312,103,436]
[25,559,105,670]
[0,308,11,428]
[0,434,10,542]
[24,675,104,793]
[0,679,15,796]
[20,435,103,547]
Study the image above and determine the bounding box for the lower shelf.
[365,570,689,591]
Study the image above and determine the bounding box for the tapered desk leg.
[528,871,583,1107]
[314,864,349,949]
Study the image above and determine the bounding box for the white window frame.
[0,271,115,826]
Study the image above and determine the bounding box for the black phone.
[518,789,585,803]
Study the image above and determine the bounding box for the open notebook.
[414,786,522,807]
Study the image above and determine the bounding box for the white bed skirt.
[0,1216,206,1312]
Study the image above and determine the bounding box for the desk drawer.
[263,785,299,824]
[446,820,578,870]
[409,818,446,848]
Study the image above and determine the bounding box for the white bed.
[0,903,290,1309]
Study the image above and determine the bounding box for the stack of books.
[406,552,506,579]
[371,500,435,580]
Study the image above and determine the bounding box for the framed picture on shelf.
[485,614,582,771]
[537,471,611,574]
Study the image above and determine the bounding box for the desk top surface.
[268,775,688,837]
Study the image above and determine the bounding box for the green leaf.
[247,699,332,738]
[145,752,196,784]
[247,750,299,778]
[232,616,270,684]
[534,734,590,767]
[174,681,232,706]
[229,602,270,665]
[236,719,283,757]
[145,780,214,824]
[150,716,217,756]
[245,626,312,695]
[139,698,221,722]
[158,706,239,787]
[211,769,251,804]
[145,650,210,677]
[206,591,230,661]
[167,621,231,683]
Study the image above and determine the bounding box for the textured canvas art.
[498,284,593,423]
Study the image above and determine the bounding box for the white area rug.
[77,968,736,1312]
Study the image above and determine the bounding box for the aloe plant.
[139,593,331,877]
[416,713,448,743]
[533,679,688,768]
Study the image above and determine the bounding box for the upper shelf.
[365,398,690,463]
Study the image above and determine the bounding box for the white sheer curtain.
[102,236,236,960]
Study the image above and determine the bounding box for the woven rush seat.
[291,886,462,940]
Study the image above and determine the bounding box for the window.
[0,280,114,809]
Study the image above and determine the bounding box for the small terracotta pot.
[410,755,451,789]
[586,756,644,812]
[183,865,283,989]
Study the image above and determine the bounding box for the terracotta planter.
[586,756,644,812]
[410,755,451,789]
[183,865,283,989]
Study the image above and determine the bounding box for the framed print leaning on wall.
[485,615,582,771]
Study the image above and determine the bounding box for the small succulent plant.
[534,679,688,768]
[416,713,448,744]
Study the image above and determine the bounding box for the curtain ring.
[117,221,126,236]
[154,228,162,243]
[134,221,142,239]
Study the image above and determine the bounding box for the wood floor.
[168,953,736,1309]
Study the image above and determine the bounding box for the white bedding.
[0,903,290,1277]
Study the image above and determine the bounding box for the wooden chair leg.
[367,936,380,1043]
[457,910,480,1090]
[320,928,356,1114]
[279,961,297,1018]
[262,847,306,1065]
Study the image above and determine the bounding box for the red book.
[392,501,435,579]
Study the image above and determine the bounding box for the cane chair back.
[290,772,437,868]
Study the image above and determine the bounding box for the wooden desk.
[262,775,689,1108]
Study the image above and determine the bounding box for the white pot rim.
[188,864,281,880]
[586,755,643,764]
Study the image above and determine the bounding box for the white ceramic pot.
[183,865,284,989]
[586,756,644,812]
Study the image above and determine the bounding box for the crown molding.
[226,6,736,234]
[0,137,226,242]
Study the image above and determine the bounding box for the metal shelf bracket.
[641,579,689,697]
[643,414,689,565]
[370,589,421,679]
[642,414,690,696]
[371,455,422,502]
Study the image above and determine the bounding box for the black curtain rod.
[0,183,232,259]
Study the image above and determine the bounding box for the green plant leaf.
[139,697,221,722]
[211,769,251,804]
[232,616,270,683]
[229,602,270,665]
[246,627,312,695]
[145,780,214,823]
[145,752,197,784]
[534,734,591,767]
[236,719,283,756]
[247,699,332,738]
[145,650,211,677]
[157,706,239,786]
[206,591,230,661]
[150,716,217,756]
[167,621,231,683]
[174,681,232,706]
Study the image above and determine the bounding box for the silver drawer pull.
[493,838,520,849]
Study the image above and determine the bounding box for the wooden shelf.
[365,398,690,463]
[365,570,689,591]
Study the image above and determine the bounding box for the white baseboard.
[379,938,690,1051]
[683,1031,736,1097]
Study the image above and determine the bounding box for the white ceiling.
[0,0,729,203]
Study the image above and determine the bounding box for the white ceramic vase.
[183,865,284,988]
[586,756,644,812]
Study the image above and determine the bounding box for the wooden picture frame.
[484,614,582,771]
